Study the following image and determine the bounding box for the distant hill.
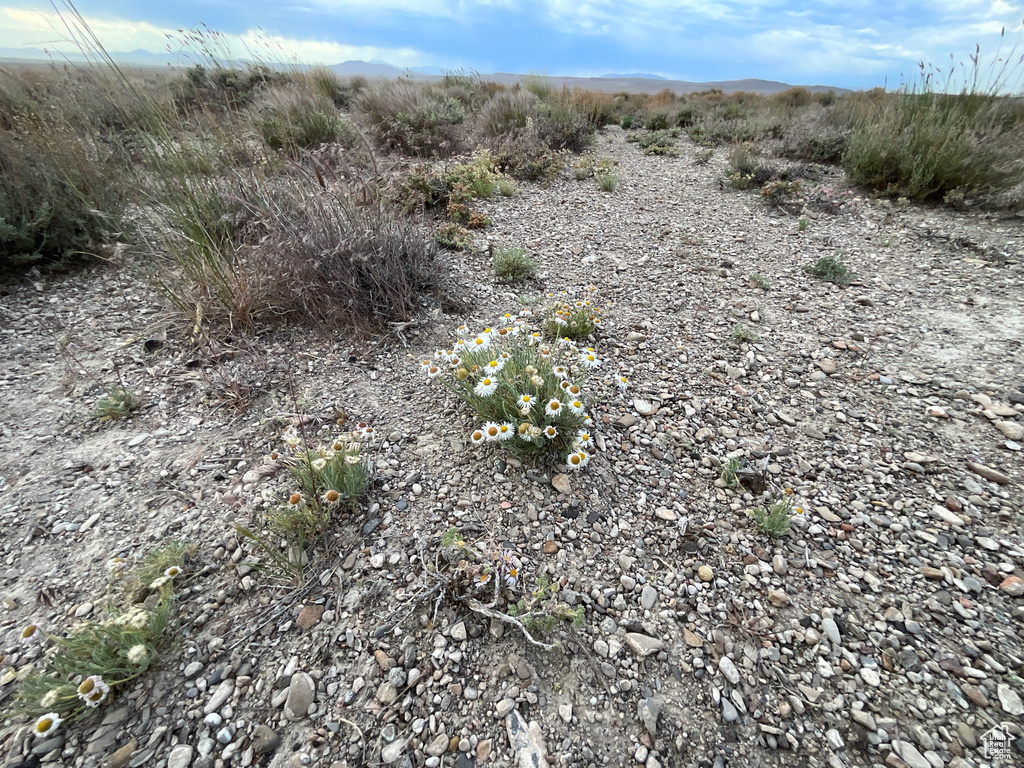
[601,73,667,80]
[0,50,848,95]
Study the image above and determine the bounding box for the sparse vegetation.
[803,253,853,285]
[750,497,798,538]
[748,272,771,289]
[731,323,760,343]
[493,246,538,282]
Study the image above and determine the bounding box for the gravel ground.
[1,125,1023,768]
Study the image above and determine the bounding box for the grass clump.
[720,457,741,488]
[594,158,620,191]
[749,497,799,538]
[253,87,359,155]
[725,143,777,189]
[803,253,853,285]
[493,246,538,282]
[4,542,191,726]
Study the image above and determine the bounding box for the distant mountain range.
[0,48,847,95]
[601,73,667,80]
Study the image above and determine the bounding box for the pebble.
[166,745,193,768]
[284,672,315,720]
[640,585,657,610]
[998,683,1024,715]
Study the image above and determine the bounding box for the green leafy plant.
[720,457,741,488]
[749,497,799,538]
[747,272,770,290]
[637,129,678,155]
[596,170,620,192]
[493,246,538,282]
[93,386,139,420]
[693,148,714,165]
[621,115,633,129]
[509,574,585,634]
[798,216,810,232]
[731,324,760,343]
[803,253,853,285]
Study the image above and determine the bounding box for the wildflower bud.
[455,368,469,381]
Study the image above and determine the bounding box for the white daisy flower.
[485,359,505,374]
[499,350,512,362]
[33,713,63,738]
[565,383,581,397]
[617,375,629,392]
[471,335,490,351]
[567,399,585,416]
[426,364,442,378]
[453,338,467,351]
[474,377,498,397]
[21,623,43,645]
[552,365,568,379]
[543,425,558,439]
[545,399,563,417]
[557,336,574,348]
[78,675,110,708]
[559,380,572,392]
[420,358,433,373]
[539,348,551,359]
[579,351,600,369]
[496,423,515,441]
[163,566,182,579]
[566,451,589,470]
[449,355,462,368]
[456,324,470,337]
[517,393,534,411]
[470,428,486,445]
[576,430,594,448]
[483,422,501,441]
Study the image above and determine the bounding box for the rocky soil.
[1,125,1023,768]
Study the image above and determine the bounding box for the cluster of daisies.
[14,564,183,738]
[542,288,611,341]
[425,307,626,469]
[275,426,369,511]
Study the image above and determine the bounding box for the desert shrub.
[300,65,350,107]
[725,143,777,189]
[253,87,358,155]
[435,222,474,250]
[620,115,633,129]
[0,110,119,276]
[493,246,538,282]
[479,90,538,138]
[543,289,608,340]
[643,111,670,131]
[773,87,813,109]
[803,253,853,285]
[637,129,678,155]
[535,91,594,152]
[487,133,563,181]
[357,79,465,157]
[839,90,1023,201]
[572,88,618,128]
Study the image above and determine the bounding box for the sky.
[1,0,1023,90]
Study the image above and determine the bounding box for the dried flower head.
[149,577,170,590]
[127,644,148,665]
[288,493,302,506]
[324,489,341,505]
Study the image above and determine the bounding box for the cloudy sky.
[2,0,1023,89]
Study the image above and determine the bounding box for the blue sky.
[2,0,1023,89]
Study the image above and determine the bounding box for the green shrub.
[638,129,678,155]
[750,497,796,538]
[597,171,619,192]
[803,253,852,285]
[535,92,594,152]
[643,111,670,130]
[839,90,1023,201]
[620,115,633,129]
[435,222,474,250]
[493,246,538,282]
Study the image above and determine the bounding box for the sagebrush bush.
[839,90,1023,201]
[357,79,465,157]
[803,253,853,285]
[253,87,359,154]
[535,91,594,152]
[725,143,777,189]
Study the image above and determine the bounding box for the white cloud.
[0,4,439,66]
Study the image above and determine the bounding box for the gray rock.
[625,633,664,657]
[821,617,841,646]
[505,710,548,768]
[167,745,194,768]
[203,681,234,715]
[718,656,740,685]
[637,697,663,735]
[998,683,1024,715]
[720,697,738,722]
[284,671,315,720]
[825,729,844,751]
[381,738,410,764]
[251,725,280,755]
[425,733,448,757]
[891,740,931,768]
[640,585,657,611]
